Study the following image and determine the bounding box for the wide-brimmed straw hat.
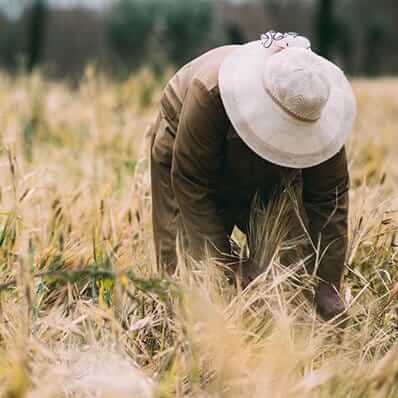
[218,35,356,168]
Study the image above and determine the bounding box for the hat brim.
[218,41,357,168]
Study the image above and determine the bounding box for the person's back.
[160,45,239,130]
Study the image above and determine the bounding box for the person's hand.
[227,258,260,289]
[314,281,347,323]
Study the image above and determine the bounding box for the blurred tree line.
[0,0,397,79]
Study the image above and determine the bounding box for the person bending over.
[149,31,356,321]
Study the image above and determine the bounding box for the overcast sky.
[46,0,110,7]
[0,0,111,19]
[0,0,254,14]
[0,0,311,19]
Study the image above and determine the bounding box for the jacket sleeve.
[171,79,230,262]
[302,148,350,287]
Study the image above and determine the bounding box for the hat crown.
[265,48,331,122]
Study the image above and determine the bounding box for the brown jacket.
[150,45,349,285]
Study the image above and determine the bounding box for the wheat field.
[0,69,398,398]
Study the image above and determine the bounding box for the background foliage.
[1,0,398,79]
[107,0,218,74]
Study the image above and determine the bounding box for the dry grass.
[0,70,398,397]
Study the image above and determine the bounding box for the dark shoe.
[314,281,346,321]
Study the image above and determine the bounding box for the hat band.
[265,87,321,123]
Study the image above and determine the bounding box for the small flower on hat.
[260,31,311,52]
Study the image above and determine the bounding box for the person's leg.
[278,177,346,322]
[150,112,179,274]
[220,205,257,285]
[223,192,306,286]
[282,198,310,269]
[239,184,308,284]
[215,206,248,284]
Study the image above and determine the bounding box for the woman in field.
[149,31,356,321]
